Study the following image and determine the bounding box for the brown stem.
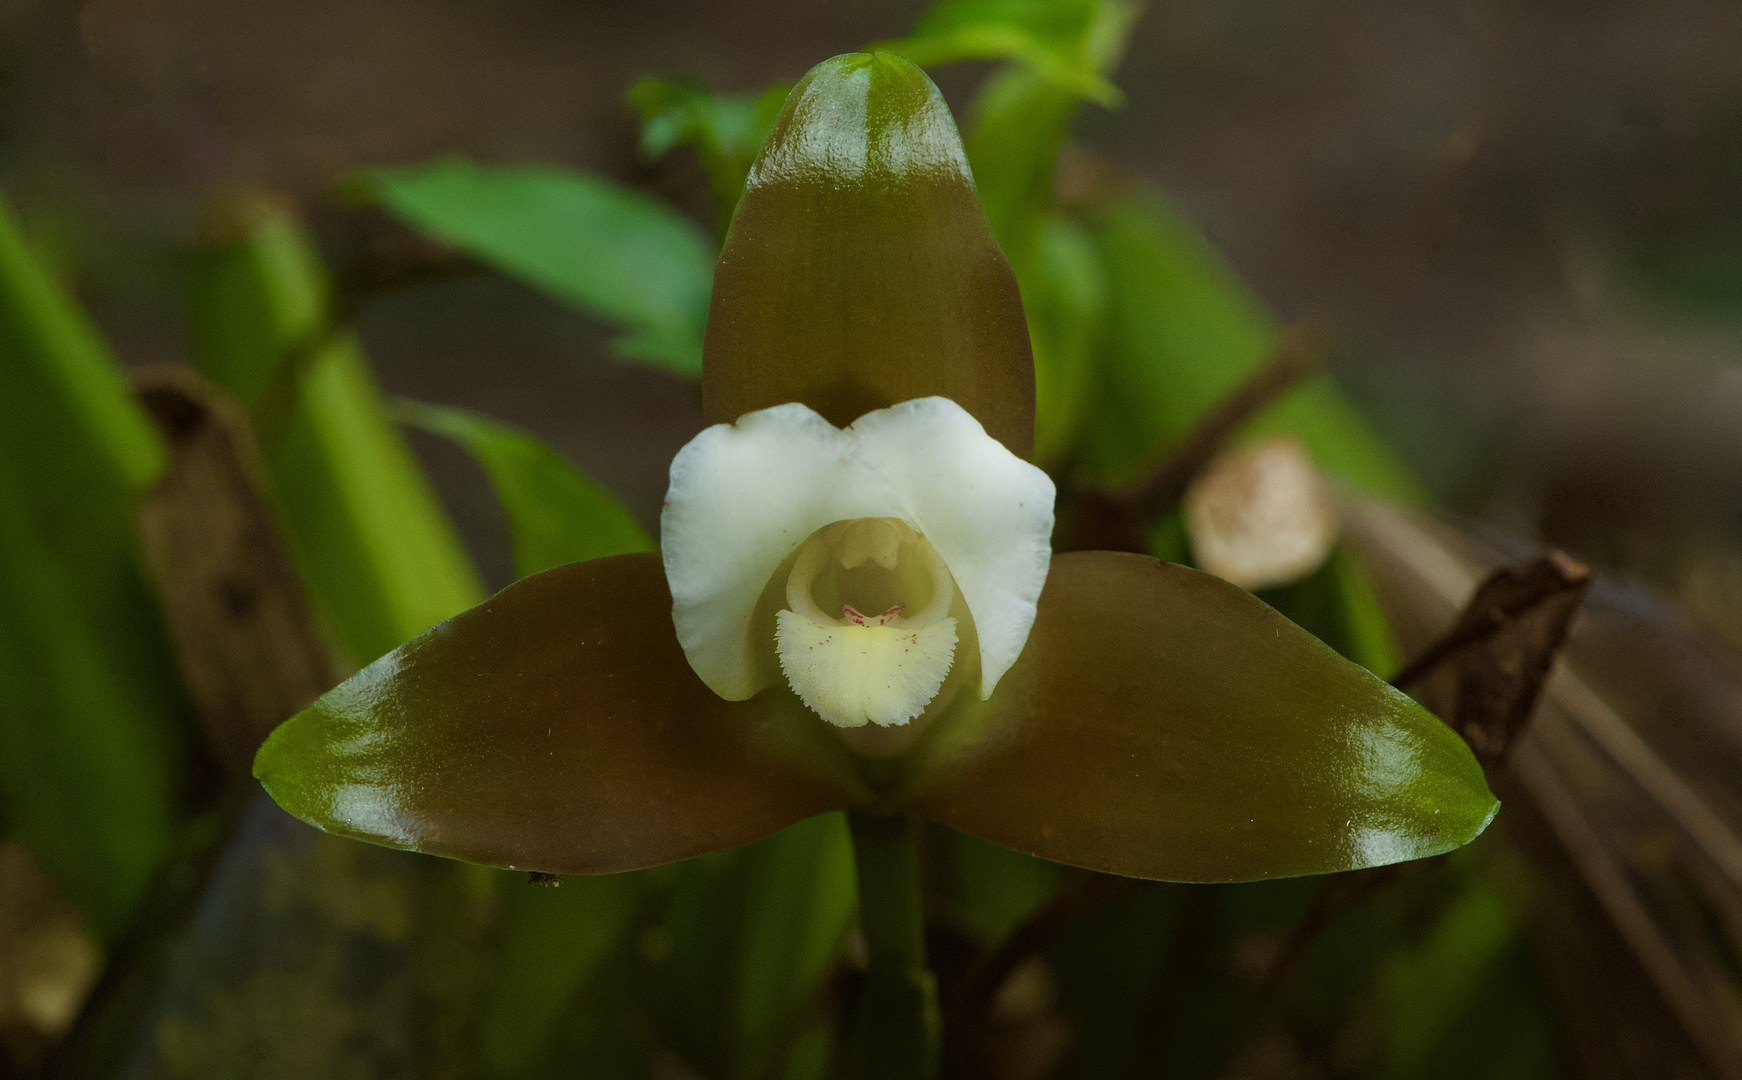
[1066,326,1323,553]
[1118,325,1322,519]
[1391,550,1592,773]
[1390,551,1591,692]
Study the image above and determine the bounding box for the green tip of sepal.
[251,701,371,849]
[746,52,973,193]
[704,52,1036,459]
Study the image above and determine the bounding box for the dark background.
[5,0,1741,626]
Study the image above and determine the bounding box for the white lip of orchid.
[660,397,1055,722]
[774,521,960,727]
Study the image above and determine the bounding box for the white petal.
[660,397,1055,701]
[848,399,1055,697]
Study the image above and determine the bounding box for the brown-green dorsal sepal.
[704,52,1035,459]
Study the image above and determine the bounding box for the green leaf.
[393,400,654,579]
[956,0,1137,253]
[362,157,714,376]
[0,192,186,938]
[189,195,484,665]
[651,816,856,1078]
[1627,222,1742,325]
[478,871,648,1078]
[915,552,1497,881]
[1026,214,1106,466]
[942,831,1061,944]
[734,812,856,1074]
[929,2,1134,465]
[876,0,1134,106]
[629,78,791,241]
[965,66,1081,257]
[1081,187,1424,503]
[1380,874,1562,1080]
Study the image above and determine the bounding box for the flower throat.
[775,518,959,728]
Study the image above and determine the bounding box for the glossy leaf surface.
[705,52,1035,459]
[365,157,714,375]
[190,196,484,665]
[255,555,859,875]
[395,399,654,578]
[918,551,1496,881]
[0,195,185,938]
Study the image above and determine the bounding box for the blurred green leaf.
[190,195,484,666]
[362,157,714,376]
[0,193,186,939]
[782,1026,832,1080]
[877,0,1135,107]
[479,871,648,1078]
[1629,225,1742,324]
[394,399,654,579]
[189,202,322,413]
[734,812,855,1076]
[927,1,1132,464]
[653,815,856,1079]
[956,1,1136,253]
[966,66,1080,261]
[1044,882,1187,1078]
[629,78,791,241]
[1379,874,1562,1080]
[1027,215,1106,465]
[942,830,1061,944]
[654,851,738,1074]
[1081,188,1424,503]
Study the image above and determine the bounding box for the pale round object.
[1184,437,1339,590]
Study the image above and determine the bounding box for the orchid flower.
[255,52,1496,1078]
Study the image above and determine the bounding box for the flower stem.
[846,808,939,1080]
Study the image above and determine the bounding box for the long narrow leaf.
[0,193,186,938]
[734,812,856,1075]
[394,400,653,578]
[189,195,483,665]
[478,872,648,1078]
